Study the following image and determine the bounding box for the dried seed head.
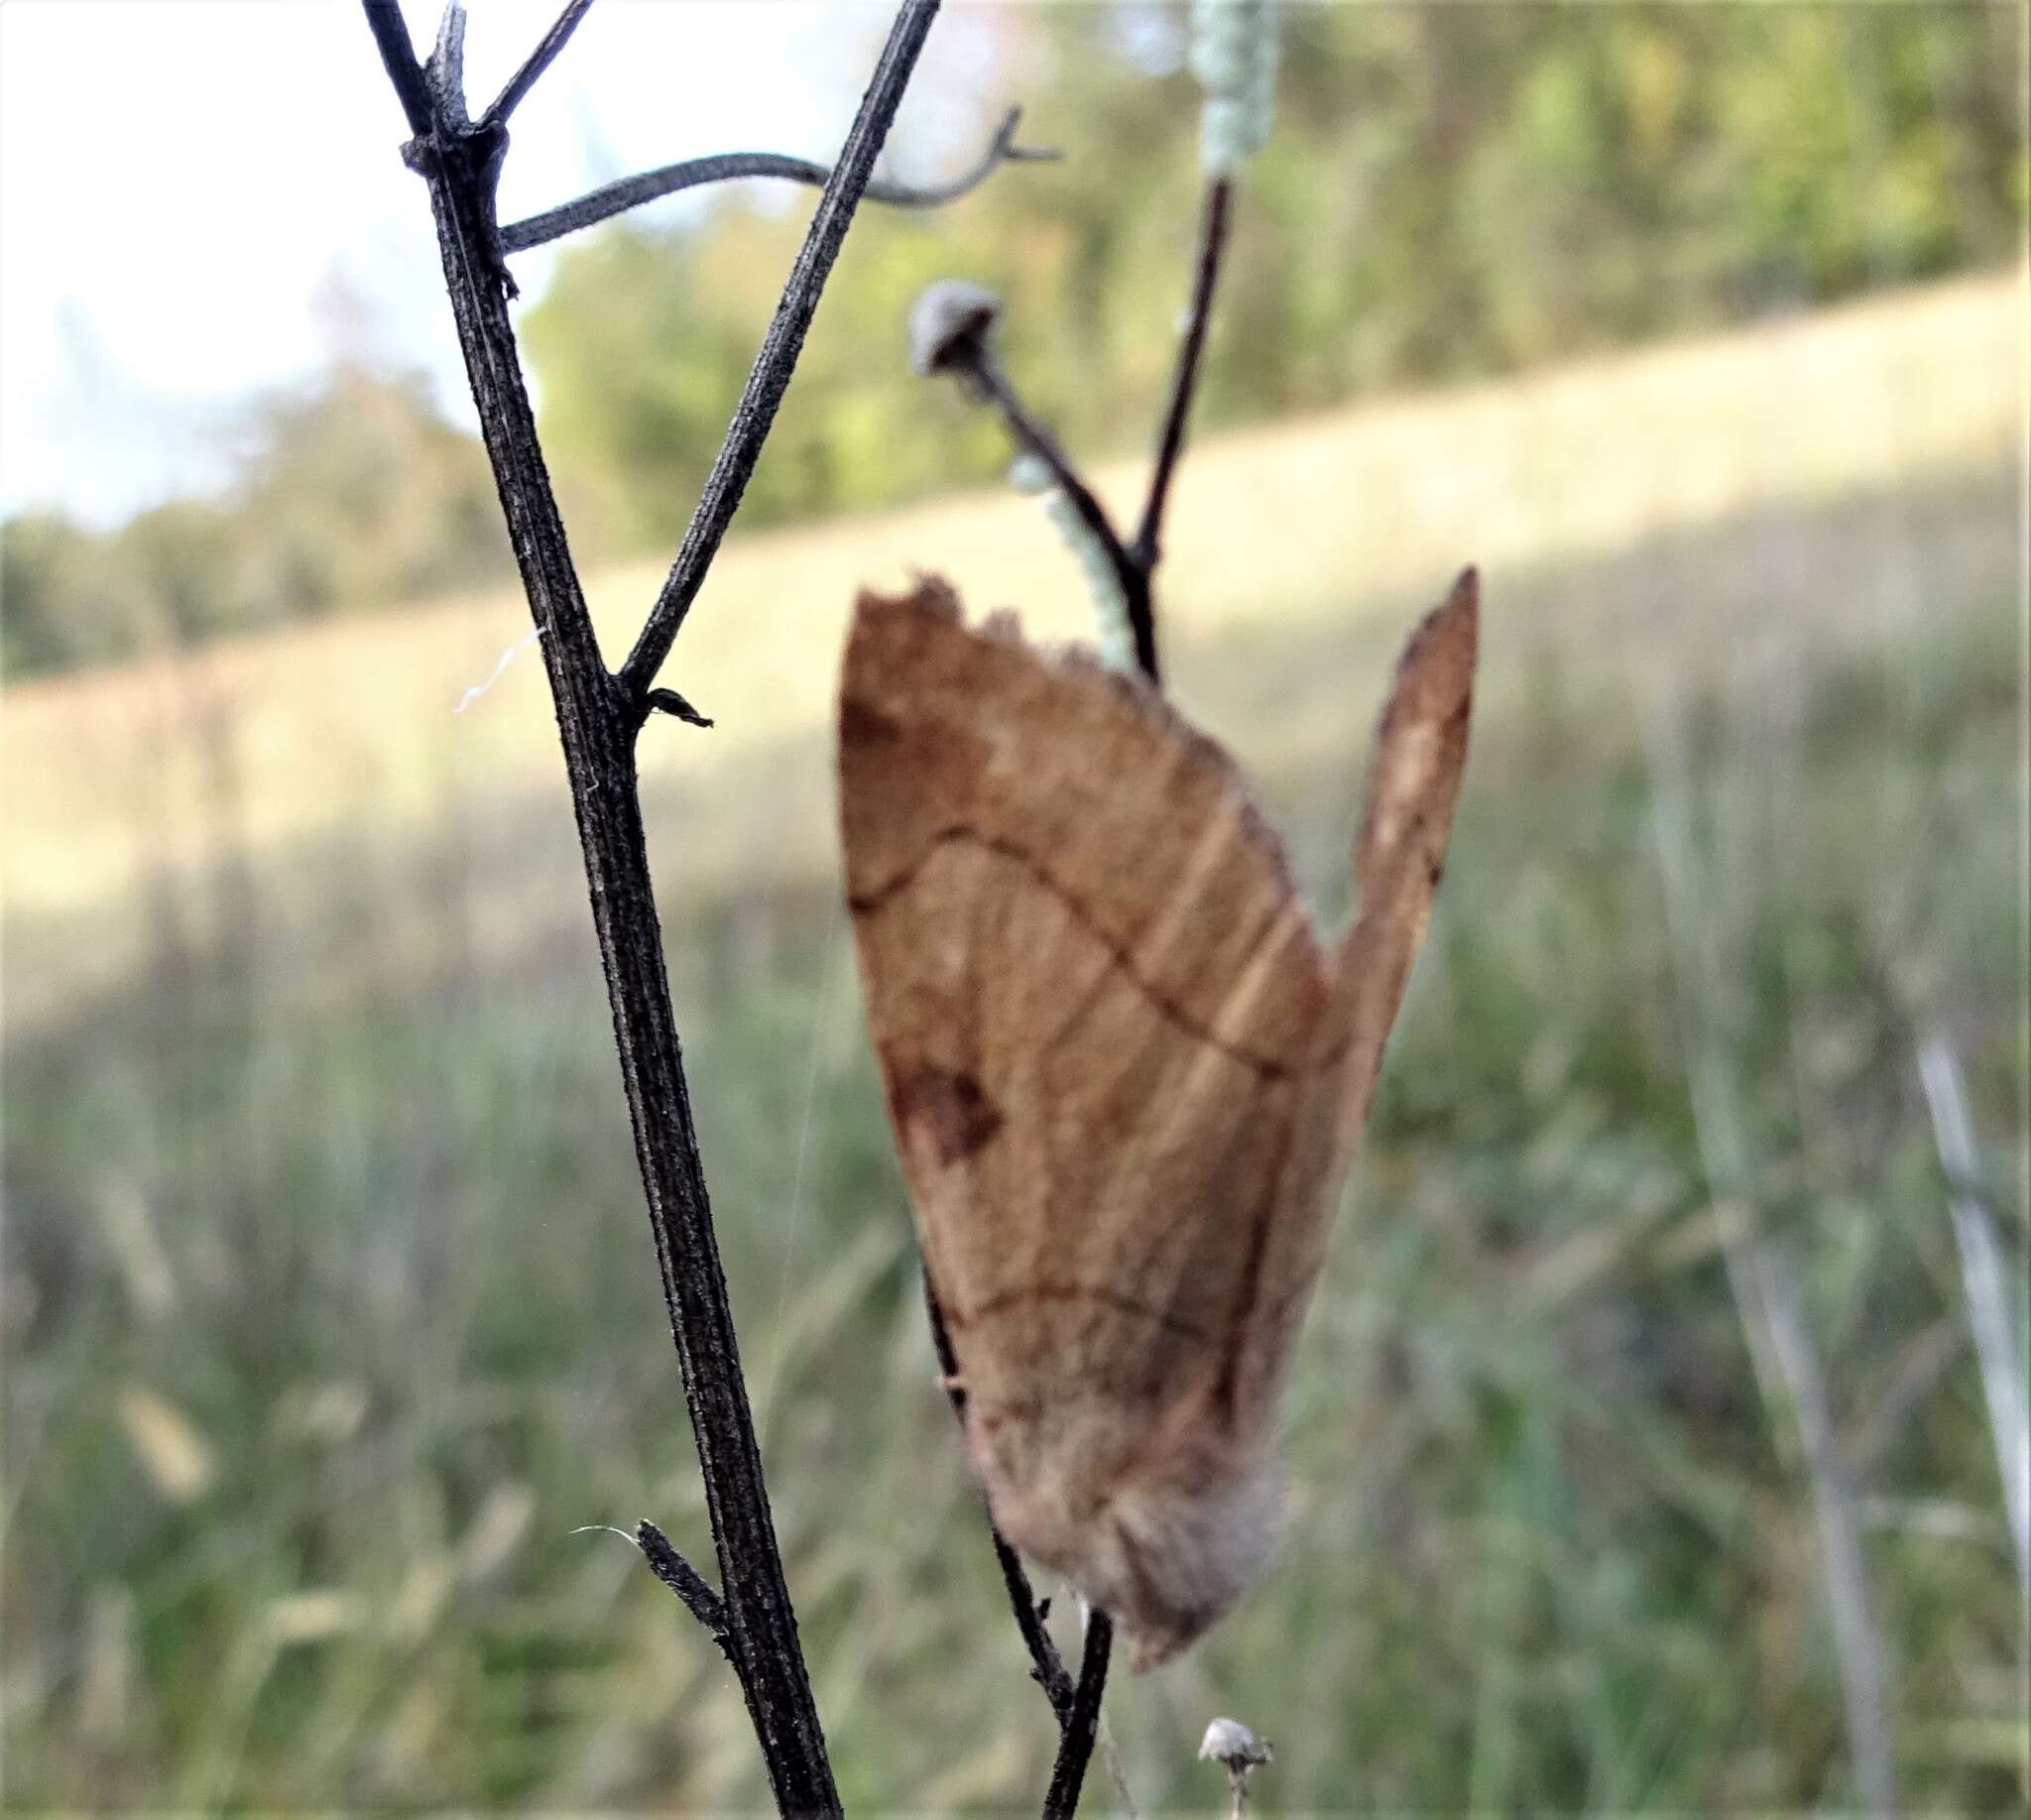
[1200,1715,1274,1819]
[1199,1717,1273,1771]
[907,280,1004,378]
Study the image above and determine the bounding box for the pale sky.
[0,0,1014,526]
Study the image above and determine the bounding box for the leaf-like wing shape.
[836,571,1477,1665]
[1230,570,1480,1422]
[839,579,1336,1661]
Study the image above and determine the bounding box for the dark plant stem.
[922,1284,1078,1721]
[1135,177,1233,569]
[938,177,1238,689]
[362,1,952,1809]
[620,0,943,696]
[480,0,595,130]
[929,1282,1112,1813]
[363,1,431,126]
[403,116,837,1818]
[1041,1611,1115,1818]
[937,171,1243,1820]
[636,1518,732,1652]
[963,356,1157,684]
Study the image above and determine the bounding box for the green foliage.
[5,3,2018,682]
[525,0,2022,549]
[230,362,514,623]
[2,364,512,681]
[1,510,136,675]
[3,461,2021,1809]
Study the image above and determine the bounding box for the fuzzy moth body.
[838,571,1477,1667]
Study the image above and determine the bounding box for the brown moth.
[839,569,1477,1668]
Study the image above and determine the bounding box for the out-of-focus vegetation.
[1,359,513,680]
[528,0,2026,547]
[2,1,2025,1809]
[4,273,2024,1806]
[2,1,2021,679]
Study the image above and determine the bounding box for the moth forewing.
[838,572,1476,1669]
[1331,566,1480,1151]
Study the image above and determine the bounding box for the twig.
[502,107,1056,254]
[363,0,434,133]
[903,171,1239,687]
[618,0,944,698]
[479,0,595,132]
[359,0,993,1807]
[928,1274,1113,1810]
[636,1518,732,1651]
[967,360,1154,680]
[921,1283,1078,1722]
[1041,1611,1114,1819]
[905,289,1154,683]
[1134,177,1233,569]
[895,146,1250,1820]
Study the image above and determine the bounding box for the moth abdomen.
[971,1395,1284,1671]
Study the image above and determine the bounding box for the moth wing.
[1334,565,1478,1136]
[1230,569,1479,1412]
[838,579,1333,1474]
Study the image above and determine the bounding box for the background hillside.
[3,1,2021,678]
[2,3,2026,1812]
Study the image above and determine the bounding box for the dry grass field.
[3,271,2017,1014]
[3,270,2025,1809]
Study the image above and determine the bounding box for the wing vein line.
[849,823,1347,1079]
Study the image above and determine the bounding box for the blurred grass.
[2,281,2026,1810]
[2,271,2017,1023]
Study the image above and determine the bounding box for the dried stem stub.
[1200,1715,1274,1817]
[907,278,1006,394]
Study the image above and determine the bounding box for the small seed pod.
[907,279,1004,381]
[1199,1717,1273,1772]
[1200,1717,1274,1817]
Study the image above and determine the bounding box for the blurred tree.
[4,0,2020,680]
[1,511,123,675]
[524,0,2023,554]
[1,362,511,680]
[231,360,511,623]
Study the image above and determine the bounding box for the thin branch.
[1134,177,1233,568]
[915,178,1236,681]
[990,1530,1078,1722]
[963,356,1157,682]
[636,1518,732,1649]
[503,107,1055,255]
[619,0,945,698]
[480,0,596,131]
[363,2,972,1807]
[426,1,468,120]
[1041,1611,1114,1819]
[969,362,1136,604]
[643,685,714,730]
[922,1282,1079,1722]
[363,0,433,134]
